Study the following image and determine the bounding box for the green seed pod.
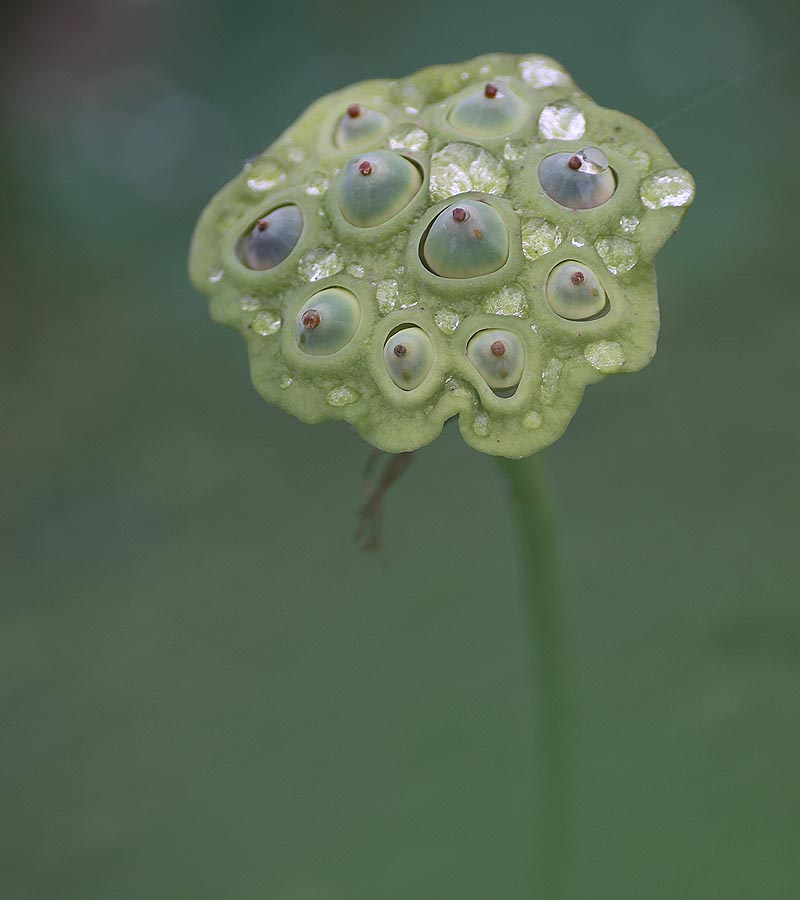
[238,205,303,270]
[384,326,434,390]
[296,287,361,355]
[538,147,616,210]
[190,53,694,458]
[447,82,528,138]
[334,104,391,150]
[421,199,509,278]
[546,260,606,320]
[467,329,525,392]
[336,151,422,228]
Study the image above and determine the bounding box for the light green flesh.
[189,52,694,458]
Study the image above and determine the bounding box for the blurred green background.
[3,1,799,897]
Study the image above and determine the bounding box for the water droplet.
[279,373,294,389]
[391,82,425,116]
[537,101,586,141]
[583,341,625,373]
[286,146,305,165]
[252,310,281,336]
[483,284,529,317]
[245,157,286,193]
[595,236,639,274]
[540,358,563,405]
[628,148,651,172]
[445,375,474,402]
[346,263,365,279]
[518,56,571,89]
[376,279,399,314]
[240,295,259,312]
[434,308,461,332]
[639,168,695,209]
[584,340,625,372]
[473,412,491,436]
[571,235,586,248]
[298,247,344,282]
[208,268,225,283]
[503,140,527,161]
[619,215,639,234]
[304,172,330,196]
[429,142,509,202]
[523,409,543,430]
[327,385,359,407]
[388,125,430,152]
[521,218,563,260]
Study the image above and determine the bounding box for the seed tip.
[346,103,362,119]
[571,270,586,285]
[490,340,506,357]
[484,82,498,99]
[568,155,582,170]
[452,206,469,222]
[393,343,407,357]
[358,159,373,176]
[302,309,321,329]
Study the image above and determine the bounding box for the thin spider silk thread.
[651,38,800,130]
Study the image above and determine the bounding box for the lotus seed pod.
[546,261,606,320]
[190,53,694,458]
[421,199,509,278]
[447,82,529,138]
[538,147,616,210]
[296,287,361,355]
[334,104,391,150]
[238,205,303,270]
[467,329,525,391]
[337,151,423,227]
[384,327,435,390]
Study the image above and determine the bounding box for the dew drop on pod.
[190,53,694,459]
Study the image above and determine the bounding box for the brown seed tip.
[392,343,407,357]
[358,160,373,176]
[571,270,586,285]
[302,309,321,329]
[346,103,362,119]
[490,340,506,357]
[256,219,269,232]
[484,83,499,99]
[568,155,582,170]
[452,207,469,223]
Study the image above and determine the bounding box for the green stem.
[498,454,568,900]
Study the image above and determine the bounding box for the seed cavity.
[334,105,391,150]
[420,198,509,278]
[296,287,361,355]
[447,81,528,138]
[337,150,423,227]
[384,326,434,390]
[467,329,525,393]
[238,205,303,271]
[539,147,617,210]
[546,260,607,320]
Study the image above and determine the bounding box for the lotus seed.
[546,260,606,320]
[384,327,434,390]
[334,105,391,150]
[421,198,509,278]
[337,150,422,227]
[296,287,361,355]
[539,147,616,210]
[467,329,525,392]
[238,205,303,270]
[447,80,528,138]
